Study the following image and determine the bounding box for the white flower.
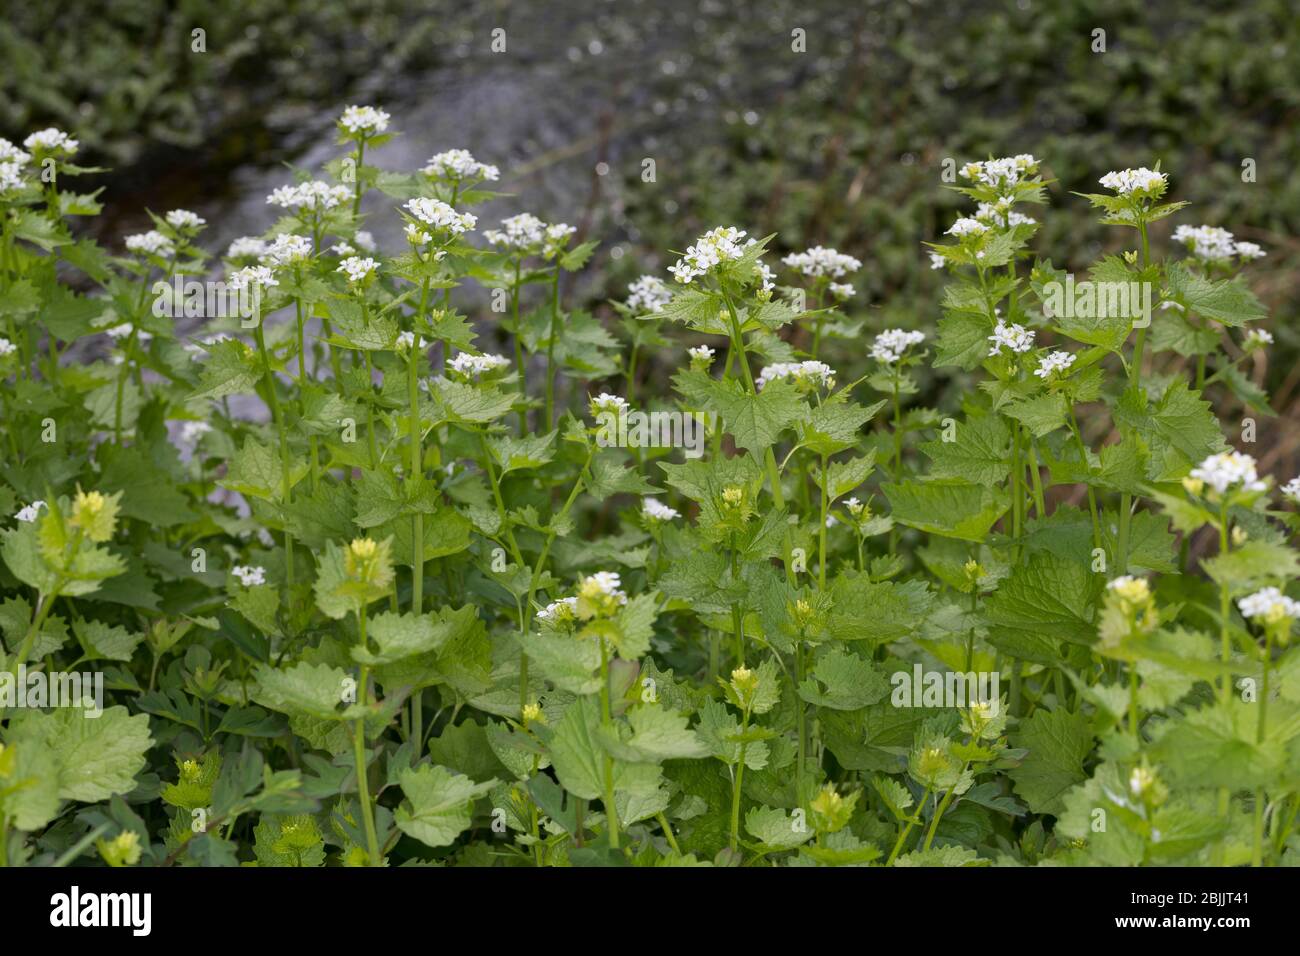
[125,231,175,257]
[1107,575,1151,603]
[396,331,428,352]
[180,421,212,444]
[483,212,547,250]
[829,282,854,300]
[447,352,509,378]
[668,226,749,284]
[330,241,356,257]
[262,233,313,266]
[578,571,628,605]
[354,230,377,252]
[687,344,715,367]
[755,360,836,390]
[642,498,680,521]
[928,251,947,270]
[975,202,1035,228]
[0,161,25,193]
[959,154,1038,188]
[1188,451,1267,495]
[0,138,31,164]
[1034,350,1076,379]
[1245,328,1273,348]
[1282,477,1300,504]
[546,223,576,247]
[1234,241,1265,260]
[104,323,135,340]
[843,497,864,516]
[226,236,269,260]
[422,148,499,182]
[987,321,1035,356]
[946,217,988,238]
[23,128,78,156]
[229,265,279,292]
[231,565,266,587]
[1172,225,1237,262]
[0,337,15,357]
[627,274,672,313]
[1238,587,1300,623]
[15,500,46,523]
[782,246,862,279]
[589,392,629,415]
[165,209,205,230]
[337,256,378,283]
[338,105,390,135]
[1098,167,1167,196]
[404,197,476,235]
[404,223,432,245]
[536,596,578,624]
[755,259,775,292]
[870,328,926,364]
[267,180,351,211]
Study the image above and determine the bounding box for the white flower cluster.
[1172,224,1266,263]
[23,128,79,156]
[589,392,629,416]
[228,264,278,292]
[15,500,46,523]
[1098,167,1167,196]
[755,360,836,390]
[626,274,673,313]
[687,345,715,367]
[484,212,544,249]
[404,197,477,235]
[974,201,1036,228]
[642,498,680,521]
[338,105,390,136]
[226,236,269,260]
[0,336,16,357]
[782,246,862,279]
[1245,329,1273,348]
[125,231,175,257]
[165,209,205,230]
[667,226,750,284]
[447,352,509,378]
[422,148,500,182]
[396,331,428,352]
[536,596,578,624]
[987,321,1035,356]
[1034,350,1076,379]
[1282,477,1300,503]
[231,565,267,587]
[946,217,988,238]
[262,233,312,266]
[267,180,351,211]
[1188,451,1266,495]
[960,154,1038,189]
[579,571,628,605]
[1238,587,1300,622]
[829,282,854,300]
[928,251,946,270]
[0,138,32,192]
[337,255,378,283]
[870,328,926,364]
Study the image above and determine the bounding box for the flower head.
[232,565,266,587]
[782,246,861,279]
[687,344,715,370]
[627,274,672,313]
[576,571,628,619]
[125,231,175,258]
[987,321,1035,356]
[755,360,836,391]
[1098,167,1167,197]
[641,498,680,522]
[537,596,578,625]
[1238,587,1300,626]
[23,128,79,156]
[14,500,46,523]
[337,256,379,284]
[422,148,499,182]
[870,329,925,364]
[667,226,749,284]
[338,105,390,136]
[447,352,509,379]
[1034,350,1076,379]
[946,217,988,238]
[405,197,476,236]
[267,180,351,211]
[1281,477,1300,504]
[1188,451,1267,496]
[262,233,313,266]
[165,209,206,231]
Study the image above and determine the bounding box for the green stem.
[729,706,751,853]
[599,638,620,850]
[353,606,382,866]
[544,266,560,427]
[886,786,932,865]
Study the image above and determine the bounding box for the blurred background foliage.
[3,0,1296,463]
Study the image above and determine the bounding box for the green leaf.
[883,480,1010,542]
[395,765,497,848]
[1166,262,1267,327]
[16,705,153,803]
[745,805,813,849]
[1007,708,1092,815]
[919,413,1011,486]
[252,662,349,720]
[798,647,890,710]
[985,552,1100,663]
[705,377,806,453]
